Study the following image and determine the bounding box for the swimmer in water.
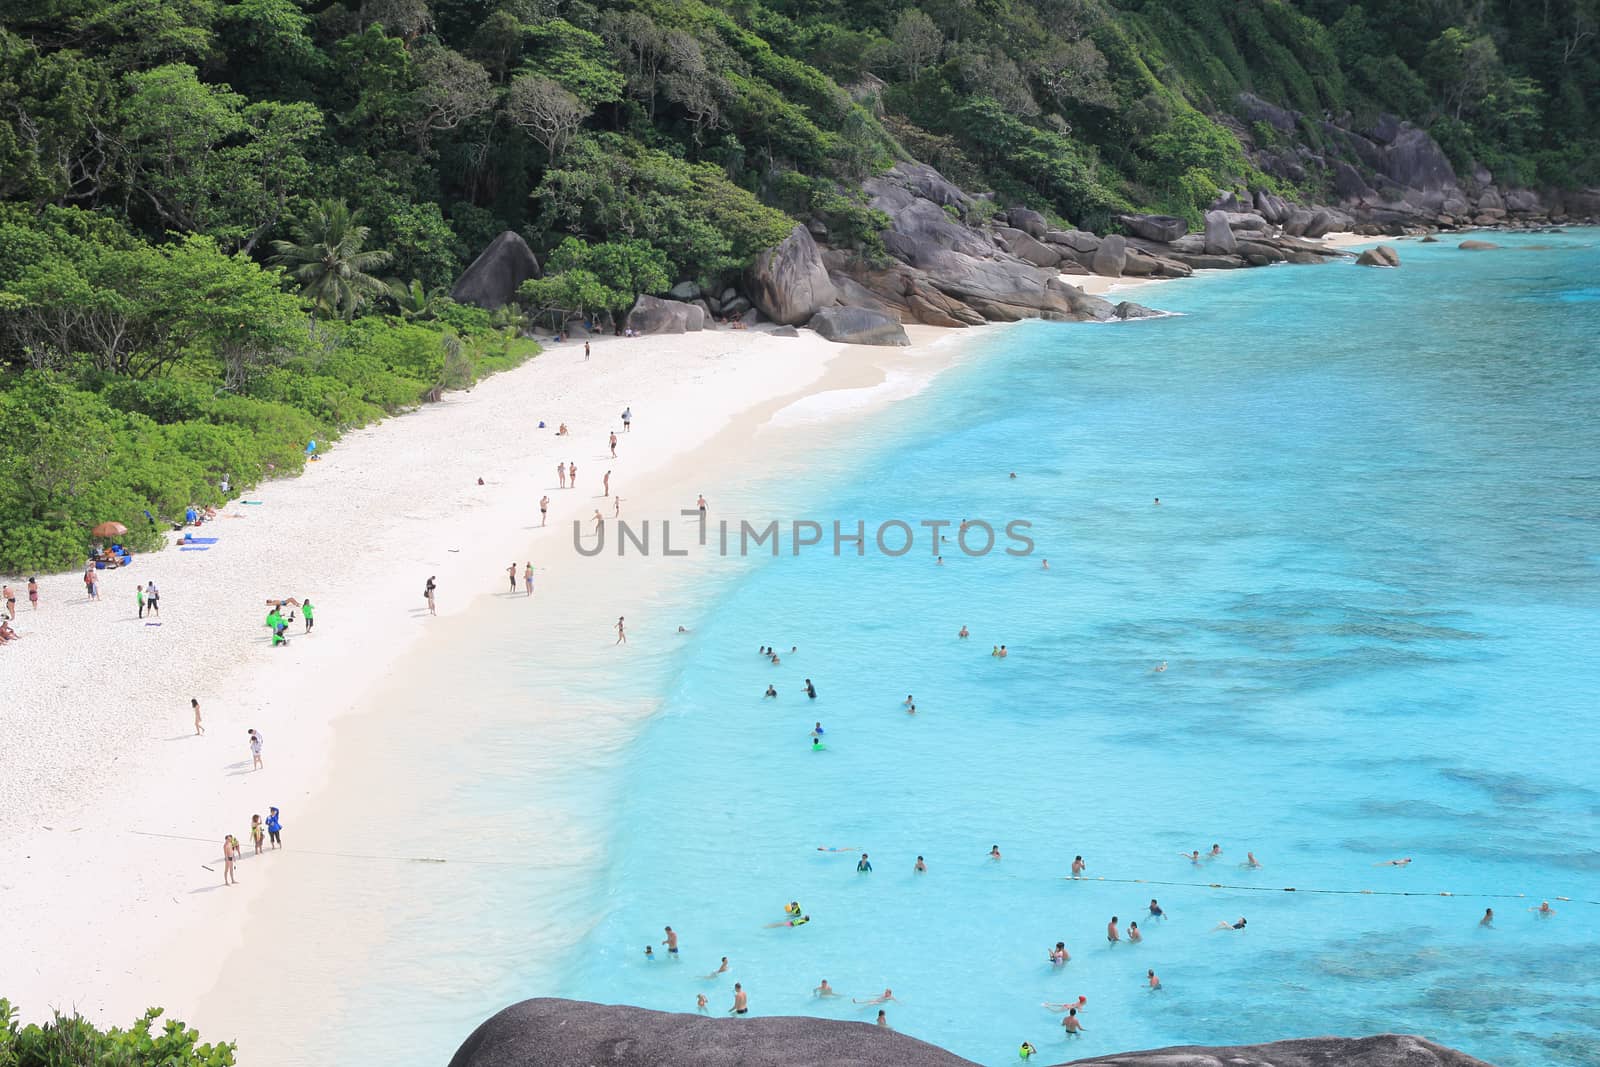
[1020,1041,1038,1059]
[815,979,839,997]
[992,645,1001,657]
[906,702,916,715]
[696,993,709,1013]
[876,1010,889,1029]
[764,685,777,698]
[1147,969,1160,990]
[1128,921,1141,943]
[914,855,927,873]
[816,846,859,853]
[904,694,915,707]
[1375,857,1413,866]
[1009,472,1017,479]
[990,845,1002,860]
[1183,849,1201,864]
[1214,917,1248,931]
[1209,843,1222,858]
[812,722,824,736]
[958,625,969,638]
[770,652,781,665]
[1531,901,1556,917]
[804,679,817,698]
[1152,660,1167,672]
[1071,855,1085,878]
[702,956,730,978]
[1480,908,1494,927]
[998,645,1008,657]
[1041,559,1049,569]
[1106,916,1120,943]
[1154,497,1160,505]
[1061,1008,1085,1034]
[764,915,810,928]
[1149,899,1165,919]
[1245,851,1261,868]
[662,926,679,955]
[853,989,896,1005]
[1043,995,1086,1012]
[811,736,824,751]
[644,946,654,960]
[936,555,943,565]
[1048,942,1069,964]
[785,901,802,916]
[857,853,873,872]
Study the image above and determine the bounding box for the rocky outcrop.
[1116,213,1188,243]
[1356,245,1401,267]
[448,999,1495,1067]
[450,231,540,310]
[1006,206,1049,238]
[807,305,910,346]
[1090,234,1126,276]
[625,294,705,333]
[744,225,837,326]
[1203,210,1237,255]
[992,226,1062,268]
[1458,239,1500,250]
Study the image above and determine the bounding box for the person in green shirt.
[301,598,315,633]
[136,585,145,619]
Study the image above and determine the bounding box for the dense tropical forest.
[2,0,1597,571]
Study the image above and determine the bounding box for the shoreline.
[0,319,994,1053]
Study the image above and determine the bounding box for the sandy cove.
[0,320,993,1045]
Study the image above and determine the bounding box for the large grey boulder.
[1203,210,1237,254]
[1042,229,1101,254]
[808,305,910,346]
[625,294,705,334]
[1116,213,1188,243]
[448,1000,1493,1067]
[744,225,837,326]
[1090,234,1126,277]
[1008,206,1049,237]
[992,226,1062,268]
[450,231,541,310]
[668,280,700,301]
[1356,245,1401,267]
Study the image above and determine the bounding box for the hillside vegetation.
[2,0,1597,570]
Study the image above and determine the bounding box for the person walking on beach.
[609,432,618,458]
[267,806,282,848]
[145,581,159,617]
[615,616,626,645]
[507,563,518,593]
[302,598,315,633]
[523,563,533,596]
[424,576,437,615]
[569,461,578,487]
[248,728,264,770]
[83,567,97,601]
[192,698,204,736]
[593,510,604,537]
[136,584,146,618]
[697,494,707,522]
[557,462,567,489]
[603,470,611,496]
[251,814,265,855]
[223,836,238,885]
[584,340,591,360]
[621,406,631,431]
[2,584,14,619]
[27,577,38,610]
[540,495,550,527]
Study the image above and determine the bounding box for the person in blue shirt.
[266,806,282,849]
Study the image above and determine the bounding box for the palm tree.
[387,278,450,321]
[270,200,393,320]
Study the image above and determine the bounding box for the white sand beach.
[0,320,986,1055]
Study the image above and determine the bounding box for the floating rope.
[1067,875,1591,905]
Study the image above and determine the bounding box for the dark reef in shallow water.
[446,998,1495,1066]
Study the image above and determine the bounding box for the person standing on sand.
[540,495,550,526]
[622,406,631,431]
[593,510,604,537]
[249,728,264,770]
[2,584,14,619]
[28,577,38,610]
[584,341,591,360]
[615,616,626,644]
[569,461,578,487]
[302,598,315,632]
[136,584,145,619]
[223,836,237,885]
[83,567,95,601]
[145,581,159,617]
[614,496,622,518]
[557,462,567,489]
[507,563,517,593]
[425,576,437,615]
[697,494,707,522]
[603,470,611,496]
[524,563,534,596]
[192,698,204,736]
[251,814,265,855]
[609,432,618,458]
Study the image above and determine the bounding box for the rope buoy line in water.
[1072,876,1593,905]
[125,831,1597,902]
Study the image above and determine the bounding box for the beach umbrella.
[91,521,127,538]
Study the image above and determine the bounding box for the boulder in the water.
[1355,245,1401,267]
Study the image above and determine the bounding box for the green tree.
[0,999,236,1065]
[270,200,394,320]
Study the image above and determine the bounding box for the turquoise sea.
[330,232,1600,1066]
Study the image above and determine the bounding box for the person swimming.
[853,989,895,1005]
[1019,1041,1038,1059]
[764,915,810,928]
[1480,908,1494,927]
[1214,917,1247,931]
[1043,996,1086,1012]
[914,855,926,873]
[1106,916,1120,943]
[958,625,969,638]
[1128,921,1141,943]
[701,956,730,978]
[812,721,824,736]
[1209,843,1222,858]
[785,901,802,916]
[764,685,777,698]
[815,979,839,997]
[1376,857,1413,867]
[989,844,1002,860]
[1149,898,1165,919]
[1147,969,1161,990]
[857,853,873,872]
[1531,901,1556,917]
[811,736,825,751]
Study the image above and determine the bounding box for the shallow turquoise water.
[545,234,1600,1066]
[318,233,1600,1067]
